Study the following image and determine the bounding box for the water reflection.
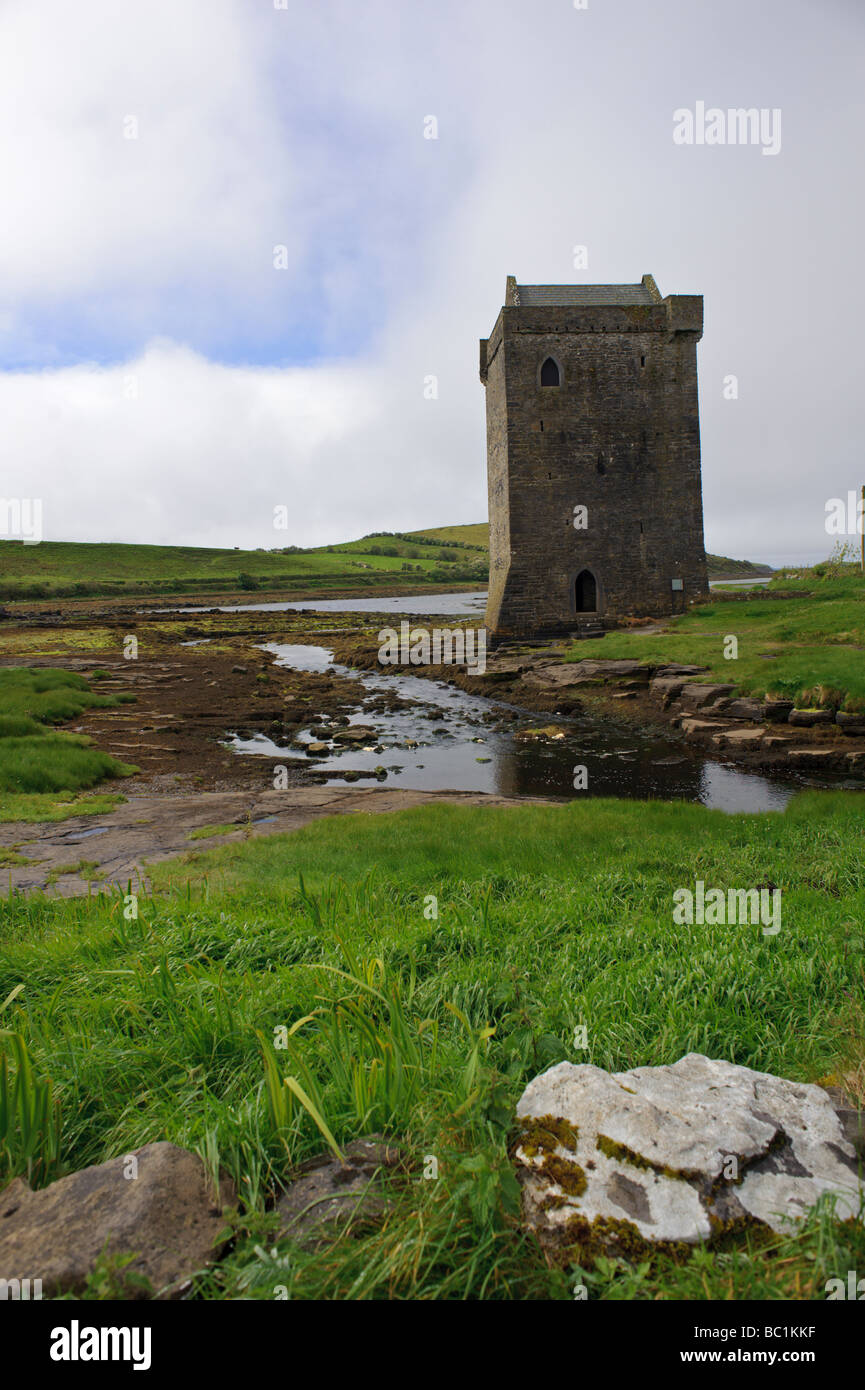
[162,582,768,616]
[159,591,489,617]
[224,642,800,814]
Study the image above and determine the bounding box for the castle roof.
[512,281,657,308]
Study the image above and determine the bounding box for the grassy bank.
[567,570,865,709]
[1,793,863,1299]
[0,668,137,820]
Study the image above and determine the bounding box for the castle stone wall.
[480,283,709,637]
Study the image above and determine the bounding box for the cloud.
[0,0,441,366]
[1,0,863,562]
[1,344,378,546]
[0,337,489,547]
[0,3,288,331]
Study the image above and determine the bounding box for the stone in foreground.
[276,1135,403,1248]
[713,727,766,748]
[679,717,729,738]
[513,1054,862,1256]
[0,1142,236,1298]
[678,683,738,710]
[723,698,765,722]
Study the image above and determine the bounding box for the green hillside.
[706,553,773,579]
[0,526,770,602]
[407,523,489,550]
[397,526,772,580]
[388,526,772,580]
[0,533,487,602]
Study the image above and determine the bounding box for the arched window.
[575,569,597,613]
[540,357,560,387]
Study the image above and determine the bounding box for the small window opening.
[540,357,560,387]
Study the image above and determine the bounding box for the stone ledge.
[713,727,766,748]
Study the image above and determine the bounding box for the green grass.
[0,668,137,815]
[0,666,134,725]
[187,822,242,842]
[0,849,41,866]
[43,859,102,885]
[0,732,136,795]
[0,530,770,600]
[0,531,488,601]
[567,570,865,707]
[405,522,490,550]
[1,793,863,1299]
[0,791,127,824]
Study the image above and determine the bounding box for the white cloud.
[0,344,388,546]
[1,0,863,563]
[0,0,298,310]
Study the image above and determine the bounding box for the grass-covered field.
[567,571,865,709]
[1,794,863,1299]
[0,668,136,819]
[0,530,488,601]
[0,527,768,601]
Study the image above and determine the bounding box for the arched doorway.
[575,569,597,613]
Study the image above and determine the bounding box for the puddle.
[260,643,337,673]
[225,642,802,813]
[62,826,111,842]
[708,579,770,588]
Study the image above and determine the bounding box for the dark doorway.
[575,569,597,613]
[540,357,560,387]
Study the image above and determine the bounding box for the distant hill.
[705,554,773,579]
[0,525,770,601]
[0,529,487,601]
[404,523,489,551]
[401,525,772,580]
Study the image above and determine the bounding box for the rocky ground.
[333,633,865,777]
[0,598,535,892]
[479,654,865,776]
[2,594,863,896]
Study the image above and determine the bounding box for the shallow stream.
[227,641,801,813]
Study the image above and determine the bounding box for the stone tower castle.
[480,274,708,637]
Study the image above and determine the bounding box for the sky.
[1,0,863,564]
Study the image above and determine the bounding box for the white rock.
[514,1053,862,1251]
